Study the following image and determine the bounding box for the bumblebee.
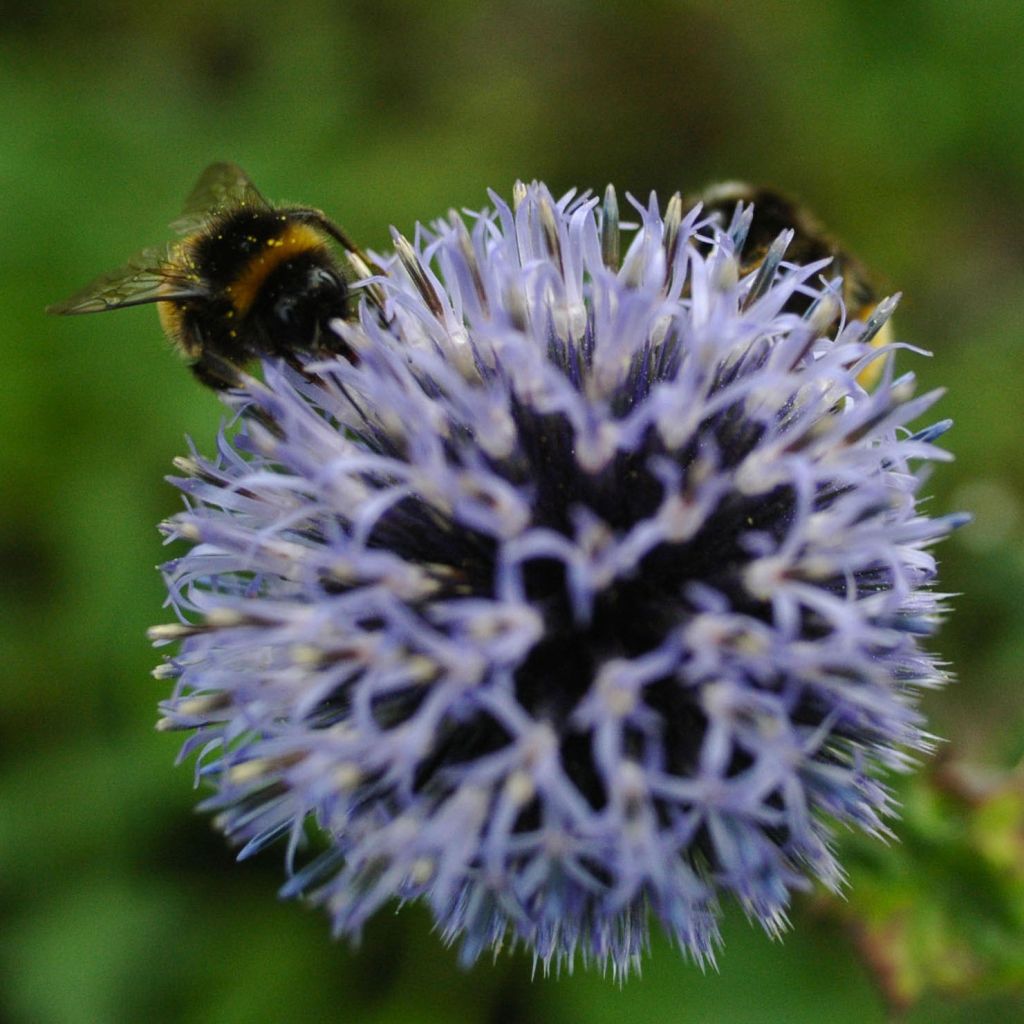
[48,162,367,389]
[690,182,892,382]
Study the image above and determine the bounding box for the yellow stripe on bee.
[855,319,892,390]
[227,222,327,316]
[157,298,187,352]
[157,245,201,355]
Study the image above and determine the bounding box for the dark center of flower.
[353,385,806,818]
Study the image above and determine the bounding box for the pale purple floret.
[152,182,964,978]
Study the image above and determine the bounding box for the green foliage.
[831,762,1024,1012]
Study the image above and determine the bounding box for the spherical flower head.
[153,182,965,979]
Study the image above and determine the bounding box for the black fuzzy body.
[167,208,352,388]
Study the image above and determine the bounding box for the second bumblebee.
[690,182,893,385]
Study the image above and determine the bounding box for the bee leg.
[315,317,358,363]
[190,354,242,391]
[281,352,330,390]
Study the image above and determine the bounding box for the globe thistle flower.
[152,181,965,979]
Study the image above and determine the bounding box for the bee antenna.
[292,209,369,261]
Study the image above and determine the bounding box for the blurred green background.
[3,1,1023,1021]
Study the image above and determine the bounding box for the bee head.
[257,257,349,354]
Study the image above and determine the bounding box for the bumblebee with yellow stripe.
[49,162,369,389]
[690,182,892,387]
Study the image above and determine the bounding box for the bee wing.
[47,245,206,315]
[169,161,270,235]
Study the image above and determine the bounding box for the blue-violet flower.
[152,182,965,978]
